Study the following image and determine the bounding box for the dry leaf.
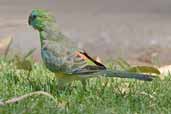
[0,36,13,56]
[95,56,102,63]
[159,65,171,75]
[0,36,12,49]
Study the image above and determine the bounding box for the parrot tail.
[101,70,156,81]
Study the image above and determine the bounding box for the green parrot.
[28,9,155,87]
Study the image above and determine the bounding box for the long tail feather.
[100,70,156,81]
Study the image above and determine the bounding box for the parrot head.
[28,9,56,31]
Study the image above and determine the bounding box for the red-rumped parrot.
[28,9,155,87]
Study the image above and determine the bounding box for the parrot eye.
[32,15,37,20]
[28,14,37,25]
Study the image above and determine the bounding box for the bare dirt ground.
[1,0,171,65]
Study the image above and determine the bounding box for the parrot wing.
[71,51,106,75]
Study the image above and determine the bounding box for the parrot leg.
[56,78,74,94]
[81,80,88,91]
[57,78,67,90]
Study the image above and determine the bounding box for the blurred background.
[1,0,171,65]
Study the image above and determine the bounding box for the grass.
[0,57,171,114]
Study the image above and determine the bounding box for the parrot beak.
[28,15,32,25]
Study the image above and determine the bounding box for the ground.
[1,0,171,65]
